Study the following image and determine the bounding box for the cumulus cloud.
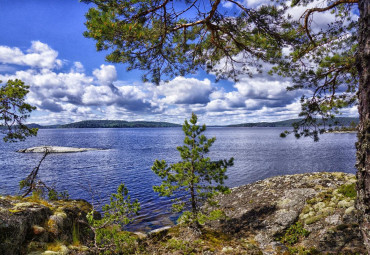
[0,41,62,69]
[0,60,155,116]
[0,40,355,126]
[93,64,117,85]
[157,77,213,104]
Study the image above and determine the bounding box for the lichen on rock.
[204,172,365,254]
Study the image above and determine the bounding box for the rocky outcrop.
[0,196,94,255]
[17,146,101,153]
[1,172,366,254]
[205,172,365,254]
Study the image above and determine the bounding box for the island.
[17,146,102,153]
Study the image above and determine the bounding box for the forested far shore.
[17,117,359,129]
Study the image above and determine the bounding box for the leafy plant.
[87,183,140,253]
[152,113,233,226]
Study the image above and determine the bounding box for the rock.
[134,231,148,239]
[148,226,172,235]
[0,196,94,255]
[205,172,366,254]
[17,146,102,153]
[32,225,46,235]
[221,246,234,253]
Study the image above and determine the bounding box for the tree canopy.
[0,79,38,142]
[83,0,358,140]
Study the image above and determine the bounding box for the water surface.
[0,127,356,231]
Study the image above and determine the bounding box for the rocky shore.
[0,172,366,254]
[203,171,364,254]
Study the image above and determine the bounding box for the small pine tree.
[152,113,234,225]
[87,184,140,253]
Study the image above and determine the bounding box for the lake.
[0,127,357,231]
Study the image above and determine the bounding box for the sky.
[0,0,358,125]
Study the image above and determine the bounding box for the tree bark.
[356,0,370,252]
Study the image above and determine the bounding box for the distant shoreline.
[26,117,359,129]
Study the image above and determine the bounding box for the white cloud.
[242,0,271,8]
[82,85,119,106]
[71,62,85,73]
[93,64,117,85]
[0,41,62,69]
[235,78,292,100]
[157,77,213,104]
[222,0,235,8]
[0,40,357,126]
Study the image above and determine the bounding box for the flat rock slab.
[17,146,101,153]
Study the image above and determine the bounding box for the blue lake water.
[0,127,357,231]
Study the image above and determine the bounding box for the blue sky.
[0,0,358,125]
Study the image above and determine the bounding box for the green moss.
[279,222,310,245]
[287,246,320,255]
[72,222,80,245]
[163,238,197,254]
[201,229,231,248]
[337,183,356,198]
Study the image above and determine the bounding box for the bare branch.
[301,0,358,44]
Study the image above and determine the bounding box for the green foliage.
[0,79,37,142]
[94,226,138,255]
[87,183,140,253]
[338,183,357,198]
[82,0,359,141]
[271,0,358,140]
[82,0,293,83]
[152,113,233,224]
[279,222,310,245]
[48,189,70,201]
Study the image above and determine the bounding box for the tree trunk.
[356,0,370,252]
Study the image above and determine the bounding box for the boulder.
[0,196,94,255]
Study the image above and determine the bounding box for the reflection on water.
[0,127,356,231]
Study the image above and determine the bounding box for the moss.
[72,222,80,245]
[201,228,231,248]
[337,183,357,198]
[163,238,197,253]
[301,206,311,215]
[46,241,65,252]
[8,209,22,214]
[287,246,320,255]
[279,222,310,245]
[305,215,324,225]
[27,241,47,252]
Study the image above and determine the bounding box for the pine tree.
[0,79,37,142]
[152,113,233,225]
